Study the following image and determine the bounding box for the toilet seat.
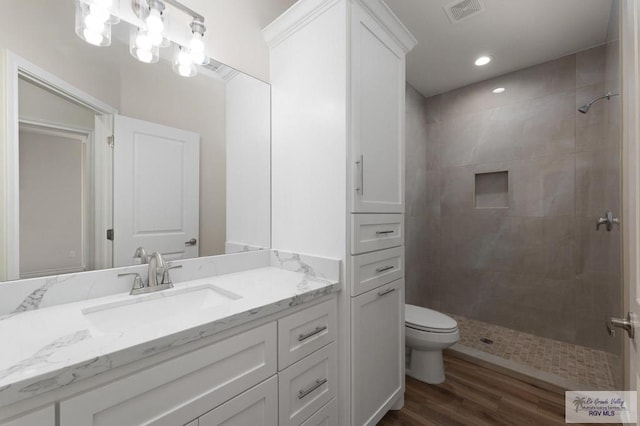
[405,304,458,333]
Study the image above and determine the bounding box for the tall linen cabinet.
[264,1,416,425]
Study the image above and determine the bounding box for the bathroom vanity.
[0,251,340,425]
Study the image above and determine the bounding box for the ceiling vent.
[444,0,485,24]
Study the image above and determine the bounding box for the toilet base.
[406,348,445,384]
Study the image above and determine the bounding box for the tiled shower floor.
[448,314,622,390]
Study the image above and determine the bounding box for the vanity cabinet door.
[350,4,405,213]
[0,406,54,426]
[59,323,276,426]
[351,279,404,426]
[198,376,277,426]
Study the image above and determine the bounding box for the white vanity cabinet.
[0,405,54,426]
[53,297,338,426]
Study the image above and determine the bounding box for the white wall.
[226,72,271,250]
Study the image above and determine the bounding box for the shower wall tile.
[575,148,621,217]
[510,156,575,217]
[439,55,576,118]
[576,44,606,88]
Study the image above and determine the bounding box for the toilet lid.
[405,304,458,333]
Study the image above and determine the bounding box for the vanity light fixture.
[492,87,505,94]
[474,55,491,66]
[75,0,120,47]
[75,0,208,77]
[173,45,197,77]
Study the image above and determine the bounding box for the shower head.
[578,91,619,114]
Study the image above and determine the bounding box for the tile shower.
[405,40,622,389]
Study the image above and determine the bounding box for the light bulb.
[84,13,106,33]
[148,31,163,46]
[178,50,191,66]
[88,4,110,22]
[178,64,192,77]
[146,9,164,34]
[83,28,104,46]
[189,36,204,53]
[135,33,152,50]
[190,50,205,65]
[136,48,153,63]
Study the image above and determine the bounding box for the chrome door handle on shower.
[596,210,619,232]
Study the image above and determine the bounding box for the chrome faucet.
[148,252,166,287]
[118,252,182,295]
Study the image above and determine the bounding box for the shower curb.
[446,344,584,394]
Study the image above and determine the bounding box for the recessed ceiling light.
[493,87,505,94]
[475,55,492,66]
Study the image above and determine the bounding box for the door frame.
[3,51,118,280]
[621,0,640,392]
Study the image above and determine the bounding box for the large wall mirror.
[0,0,271,281]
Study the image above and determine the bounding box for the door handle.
[356,155,364,195]
[606,313,634,339]
[185,238,197,246]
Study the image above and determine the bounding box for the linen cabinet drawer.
[278,342,337,426]
[351,246,403,296]
[278,299,337,370]
[198,376,278,426]
[351,214,403,254]
[300,398,338,426]
[59,323,277,426]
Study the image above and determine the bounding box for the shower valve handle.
[596,210,619,232]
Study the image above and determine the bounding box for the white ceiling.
[385,0,614,97]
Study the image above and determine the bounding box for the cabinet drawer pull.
[377,288,396,297]
[376,230,394,235]
[375,265,394,273]
[298,378,328,400]
[298,325,328,342]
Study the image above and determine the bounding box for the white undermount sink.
[82,284,242,333]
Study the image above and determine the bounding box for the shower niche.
[474,171,509,208]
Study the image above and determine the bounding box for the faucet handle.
[162,263,183,285]
[118,272,145,294]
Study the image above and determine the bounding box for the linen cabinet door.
[351,279,404,426]
[351,4,406,213]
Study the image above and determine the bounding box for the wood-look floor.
[379,354,620,426]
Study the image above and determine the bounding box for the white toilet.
[405,304,460,384]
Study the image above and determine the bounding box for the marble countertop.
[0,267,340,407]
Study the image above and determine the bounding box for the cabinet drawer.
[278,299,337,370]
[300,398,338,426]
[351,247,403,296]
[279,343,337,426]
[60,323,277,426]
[1,406,55,426]
[198,376,278,426]
[351,214,403,254]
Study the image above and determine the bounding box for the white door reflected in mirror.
[113,115,200,267]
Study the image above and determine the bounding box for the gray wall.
[405,42,621,354]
